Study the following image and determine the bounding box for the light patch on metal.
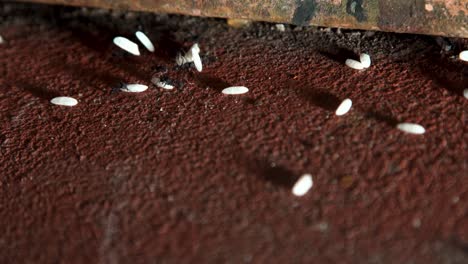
[317,0,341,5]
[427,0,467,16]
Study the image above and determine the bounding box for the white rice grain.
[135,31,155,52]
[397,123,426,135]
[191,44,203,72]
[0,35,4,44]
[121,84,148,93]
[335,98,352,116]
[113,37,140,56]
[176,43,202,72]
[459,50,468,62]
[360,53,371,68]
[191,43,200,54]
[192,52,203,72]
[463,88,468,99]
[275,24,285,32]
[345,59,364,70]
[222,86,249,95]
[50,96,78,106]
[151,77,174,90]
[292,174,313,197]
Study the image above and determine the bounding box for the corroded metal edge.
[15,0,468,38]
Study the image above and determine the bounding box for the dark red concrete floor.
[0,3,467,264]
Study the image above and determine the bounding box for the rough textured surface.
[16,0,468,37]
[0,3,467,264]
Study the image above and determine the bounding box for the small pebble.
[397,123,426,135]
[292,174,313,197]
[335,99,352,116]
[345,59,365,70]
[222,86,249,95]
[350,2,357,13]
[50,96,78,106]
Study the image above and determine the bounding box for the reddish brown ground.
[0,3,467,264]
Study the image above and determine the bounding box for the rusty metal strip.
[15,0,468,37]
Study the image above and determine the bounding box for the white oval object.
[464,89,468,99]
[360,53,371,68]
[152,77,174,90]
[191,43,200,54]
[135,31,155,52]
[175,44,201,68]
[397,123,426,135]
[121,84,148,93]
[275,24,285,32]
[158,83,174,90]
[292,174,313,196]
[192,52,203,72]
[50,96,78,106]
[222,86,249,95]
[190,44,203,72]
[459,50,468,62]
[113,37,140,56]
[335,98,352,116]
[345,59,364,70]
[0,35,4,44]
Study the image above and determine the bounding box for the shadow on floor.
[195,73,231,93]
[245,157,297,189]
[296,84,341,112]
